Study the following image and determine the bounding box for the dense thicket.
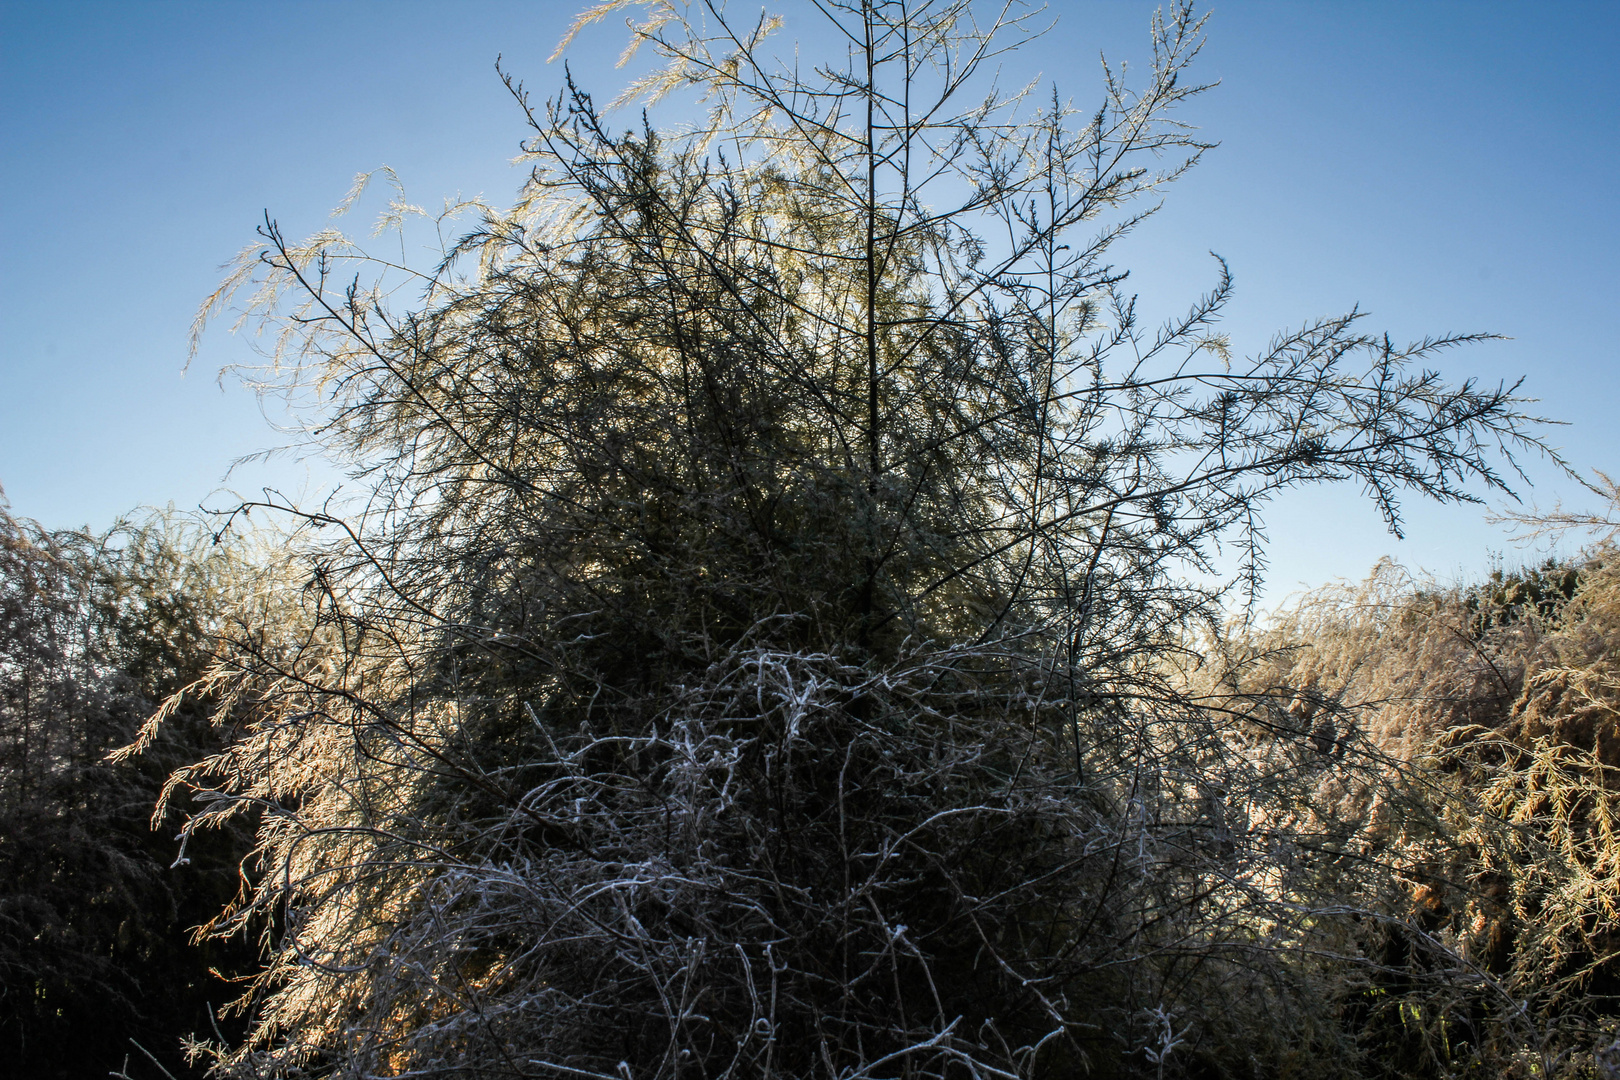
[0,505,258,1079]
[150,3,1562,1077]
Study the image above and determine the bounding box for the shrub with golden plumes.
[1204,551,1620,1077]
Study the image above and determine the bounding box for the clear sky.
[2,1,1615,603]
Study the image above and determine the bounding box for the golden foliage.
[1204,548,1620,1075]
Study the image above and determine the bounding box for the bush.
[1208,549,1620,1077]
[0,505,259,1079]
[157,3,1557,1076]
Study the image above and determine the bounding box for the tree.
[164,2,1556,1076]
[0,503,259,1079]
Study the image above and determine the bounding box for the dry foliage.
[1202,551,1620,1077]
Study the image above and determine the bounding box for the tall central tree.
[160,3,1555,1076]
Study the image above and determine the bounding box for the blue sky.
[2,1,1615,602]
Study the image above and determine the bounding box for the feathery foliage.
[158,3,1558,1076]
[1205,545,1620,1077]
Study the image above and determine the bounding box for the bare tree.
[159,3,1558,1076]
